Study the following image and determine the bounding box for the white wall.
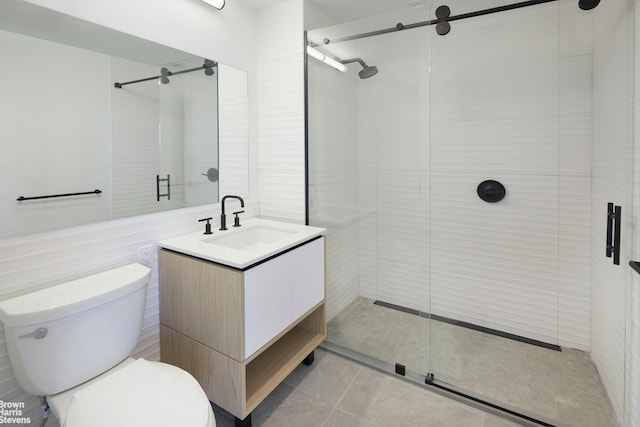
[218,64,250,197]
[591,0,635,421]
[256,0,306,222]
[0,1,259,425]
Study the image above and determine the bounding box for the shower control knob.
[477,180,506,203]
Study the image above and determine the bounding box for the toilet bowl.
[48,358,215,427]
[0,263,216,427]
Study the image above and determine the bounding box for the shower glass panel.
[158,59,219,210]
[307,0,613,425]
[427,0,565,419]
[307,5,432,376]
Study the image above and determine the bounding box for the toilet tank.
[0,263,150,396]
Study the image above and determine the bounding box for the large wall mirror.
[0,0,249,239]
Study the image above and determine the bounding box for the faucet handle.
[233,211,245,227]
[198,217,213,235]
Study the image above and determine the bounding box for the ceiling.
[306,0,412,22]
[236,0,413,23]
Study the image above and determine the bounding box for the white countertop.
[157,218,326,269]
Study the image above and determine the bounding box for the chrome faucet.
[219,195,245,230]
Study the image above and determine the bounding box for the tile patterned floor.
[325,297,619,427]
[213,348,525,427]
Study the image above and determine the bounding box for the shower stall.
[306,0,633,425]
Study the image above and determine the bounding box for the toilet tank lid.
[0,264,150,327]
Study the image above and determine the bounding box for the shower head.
[578,0,599,10]
[340,58,379,79]
[359,65,379,79]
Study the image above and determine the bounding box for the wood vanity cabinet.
[158,237,326,423]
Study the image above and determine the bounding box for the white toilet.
[0,263,216,427]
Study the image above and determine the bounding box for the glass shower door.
[309,1,624,425]
[425,1,592,423]
[307,8,434,379]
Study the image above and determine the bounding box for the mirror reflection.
[0,1,249,239]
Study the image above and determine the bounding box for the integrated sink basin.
[203,226,296,250]
[158,218,326,269]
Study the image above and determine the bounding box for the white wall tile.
[590,0,634,420]
[559,0,593,57]
[257,0,306,223]
[219,64,250,198]
[307,55,360,321]
[559,176,591,349]
[629,3,640,425]
[560,55,592,175]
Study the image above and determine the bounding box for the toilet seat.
[48,358,215,427]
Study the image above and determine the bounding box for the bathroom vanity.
[157,219,326,426]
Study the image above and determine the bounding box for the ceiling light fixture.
[306,46,347,72]
[201,0,225,10]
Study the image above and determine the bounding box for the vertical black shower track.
[314,0,558,45]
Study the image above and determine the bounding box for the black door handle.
[606,202,621,265]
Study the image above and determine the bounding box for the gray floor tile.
[283,350,362,406]
[326,296,619,427]
[482,413,524,427]
[212,347,527,427]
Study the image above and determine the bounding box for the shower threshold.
[319,340,564,427]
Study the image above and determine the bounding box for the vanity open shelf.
[245,306,324,410]
[158,233,326,426]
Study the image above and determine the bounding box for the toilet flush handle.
[19,327,48,340]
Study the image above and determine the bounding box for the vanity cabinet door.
[291,238,325,321]
[244,254,292,358]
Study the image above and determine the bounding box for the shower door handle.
[606,203,614,258]
[606,202,621,265]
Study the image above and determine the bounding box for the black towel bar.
[17,189,102,201]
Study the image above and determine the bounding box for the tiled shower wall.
[423,0,593,349]
[591,0,634,420]
[307,59,360,320]
[310,0,593,351]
